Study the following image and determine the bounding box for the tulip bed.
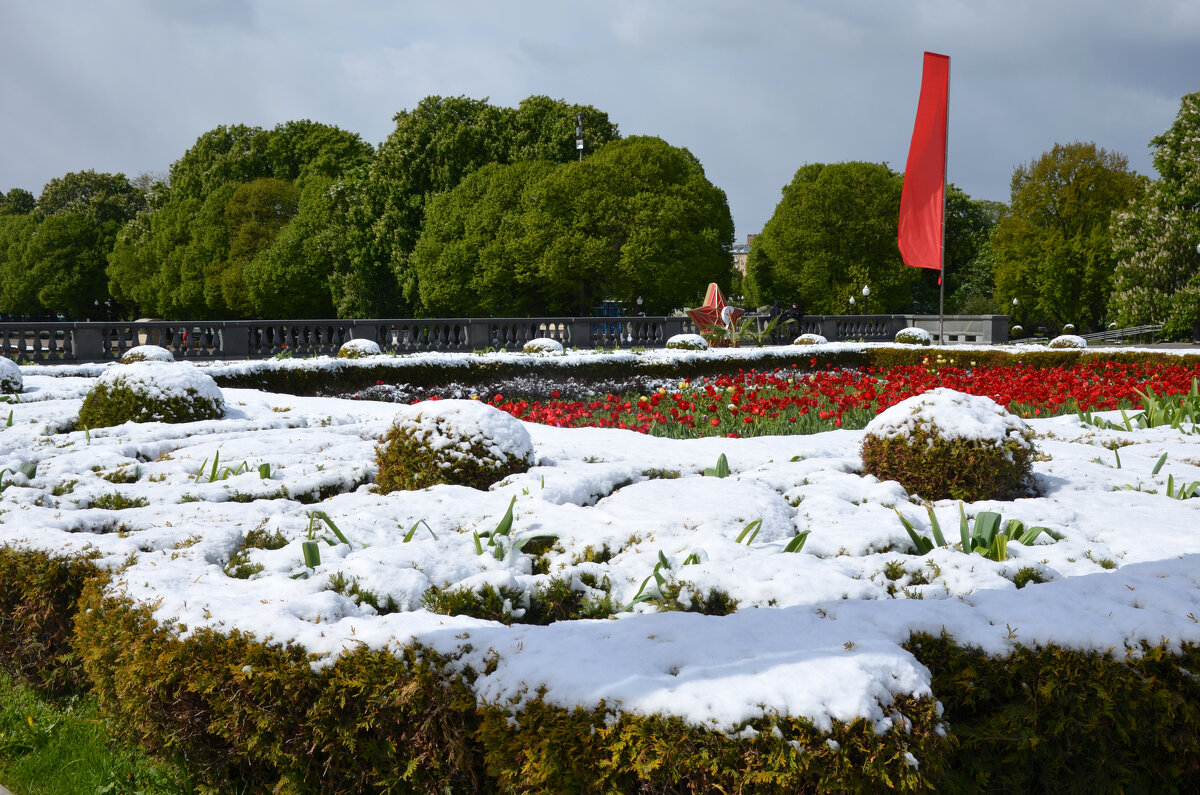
[480,359,1200,438]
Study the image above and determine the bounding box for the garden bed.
[2,348,1200,790]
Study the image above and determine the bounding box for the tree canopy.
[991,141,1143,331]
[1109,91,1200,338]
[744,162,916,313]
[327,95,621,317]
[108,121,372,319]
[413,136,734,317]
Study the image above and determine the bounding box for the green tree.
[415,161,557,316]
[991,142,1143,331]
[329,95,619,317]
[16,171,147,319]
[244,177,339,318]
[414,136,733,317]
[1109,91,1200,339]
[26,212,112,319]
[943,189,1006,314]
[110,122,371,319]
[0,188,36,216]
[745,162,914,313]
[0,214,40,317]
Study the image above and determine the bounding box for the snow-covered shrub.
[1063,324,1076,333]
[120,345,174,364]
[894,327,932,346]
[375,399,535,493]
[523,337,564,355]
[338,339,382,359]
[793,333,828,345]
[1011,325,1024,338]
[76,362,225,428]
[860,388,1036,502]
[665,334,708,351]
[1048,334,1086,349]
[0,356,21,393]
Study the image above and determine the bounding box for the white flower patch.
[0,356,21,393]
[96,360,225,407]
[1048,334,1087,349]
[864,388,1032,450]
[894,327,932,346]
[338,338,383,358]
[523,337,564,354]
[393,399,535,467]
[120,345,175,363]
[666,334,708,351]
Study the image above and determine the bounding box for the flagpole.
[938,58,949,346]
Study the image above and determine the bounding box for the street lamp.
[848,296,855,313]
[862,285,870,315]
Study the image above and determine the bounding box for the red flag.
[898,52,950,272]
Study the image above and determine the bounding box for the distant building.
[732,234,757,274]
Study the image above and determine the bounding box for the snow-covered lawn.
[2,360,1200,736]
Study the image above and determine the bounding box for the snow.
[389,398,535,466]
[339,338,382,357]
[0,356,21,392]
[864,388,1033,448]
[93,359,225,406]
[895,327,932,345]
[666,333,708,350]
[523,337,564,354]
[1050,334,1088,349]
[3,353,1200,736]
[121,344,175,363]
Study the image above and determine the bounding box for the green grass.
[0,670,186,795]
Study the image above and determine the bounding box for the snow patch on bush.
[338,339,382,359]
[894,327,932,346]
[0,357,21,393]
[1049,334,1087,349]
[864,388,1032,450]
[666,334,708,351]
[523,338,564,354]
[121,345,175,363]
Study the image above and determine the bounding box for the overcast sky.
[3,1,1198,240]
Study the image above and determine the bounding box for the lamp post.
[862,285,870,315]
[848,296,855,313]
[576,112,584,162]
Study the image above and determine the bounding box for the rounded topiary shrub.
[894,327,932,346]
[338,339,382,359]
[0,356,21,393]
[1011,325,1024,338]
[120,345,174,364]
[860,388,1036,502]
[375,399,535,493]
[665,334,708,351]
[1048,334,1086,349]
[793,333,828,345]
[77,362,225,429]
[523,337,564,354]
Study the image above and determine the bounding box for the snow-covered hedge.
[120,345,174,364]
[0,356,21,393]
[76,362,225,428]
[375,399,536,492]
[338,339,382,359]
[894,327,932,346]
[523,337,564,354]
[860,388,1036,502]
[665,334,708,351]
[1048,334,1087,349]
[793,333,828,346]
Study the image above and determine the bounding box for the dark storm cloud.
[2,0,1197,240]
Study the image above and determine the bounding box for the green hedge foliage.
[2,548,1198,791]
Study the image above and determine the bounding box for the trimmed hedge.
[2,547,1199,792]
